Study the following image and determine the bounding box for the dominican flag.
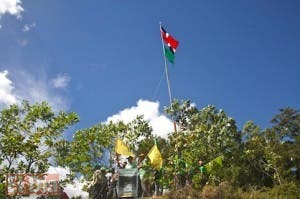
[160,26,179,52]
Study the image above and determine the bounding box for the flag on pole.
[115,138,133,156]
[147,143,163,169]
[161,26,179,51]
[164,46,175,63]
[160,25,179,64]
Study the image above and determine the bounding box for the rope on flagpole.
[152,69,165,100]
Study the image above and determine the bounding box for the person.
[154,168,163,196]
[100,167,108,199]
[122,162,127,169]
[198,160,206,174]
[198,160,208,186]
[105,168,113,181]
[90,169,102,199]
[125,156,137,169]
[115,154,124,169]
[59,186,69,199]
[107,168,118,199]
[137,154,146,197]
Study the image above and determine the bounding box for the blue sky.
[0,0,300,136]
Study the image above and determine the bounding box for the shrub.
[167,185,201,199]
[201,185,219,199]
[268,183,300,199]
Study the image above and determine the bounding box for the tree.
[116,115,153,152]
[271,107,300,138]
[164,99,197,131]
[269,107,300,184]
[236,108,300,188]
[67,116,153,178]
[67,123,114,178]
[0,101,79,174]
[164,100,239,187]
[238,121,274,187]
[52,139,71,167]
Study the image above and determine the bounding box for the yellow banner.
[147,144,163,169]
[115,138,133,156]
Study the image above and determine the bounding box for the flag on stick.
[147,143,163,169]
[160,25,179,64]
[115,138,133,156]
[161,26,179,51]
[164,46,175,63]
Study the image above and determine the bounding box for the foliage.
[166,185,201,199]
[1,98,300,197]
[164,100,240,188]
[116,115,153,152]
[271,107,300,138]
[164,99,198,131]
[66,116,153,178]
[0,101,79,174]
[162,100,300,193]
[52,139,71,167]
[0,101,78,199]
[66,123,114,178]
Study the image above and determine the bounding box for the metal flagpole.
[160,23,180,189]
[159,22,177,133]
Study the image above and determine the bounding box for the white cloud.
[22,22,36,32]
[106,99,174,138]
[51,73,71,89]
[64,179,89,199]
[0,70,17,106]
[14,70,70,111]
[0,0,23,19]
[0,69,70,112]
[46,166,89,199]
[47,166,71,181]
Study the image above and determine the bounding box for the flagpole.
[159,22,177,133]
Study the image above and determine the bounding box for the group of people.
[88,156,207,199]
[88,154,153,199]
[88,167,119,199]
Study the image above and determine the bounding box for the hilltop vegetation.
[0,99,300,198]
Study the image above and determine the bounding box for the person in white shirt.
[125,156,137,169]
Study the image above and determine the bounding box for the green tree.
[67,123,113,178]
[269,107,300,184]
[271,107,300,138]
[164,99,197,131]
[67,116,153,178]
[0,101,79,174]
[164,100,239,188]
[116,115,153,152]
[238,121,274,187]
[52,139,71,167]
[235,107,300,189]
